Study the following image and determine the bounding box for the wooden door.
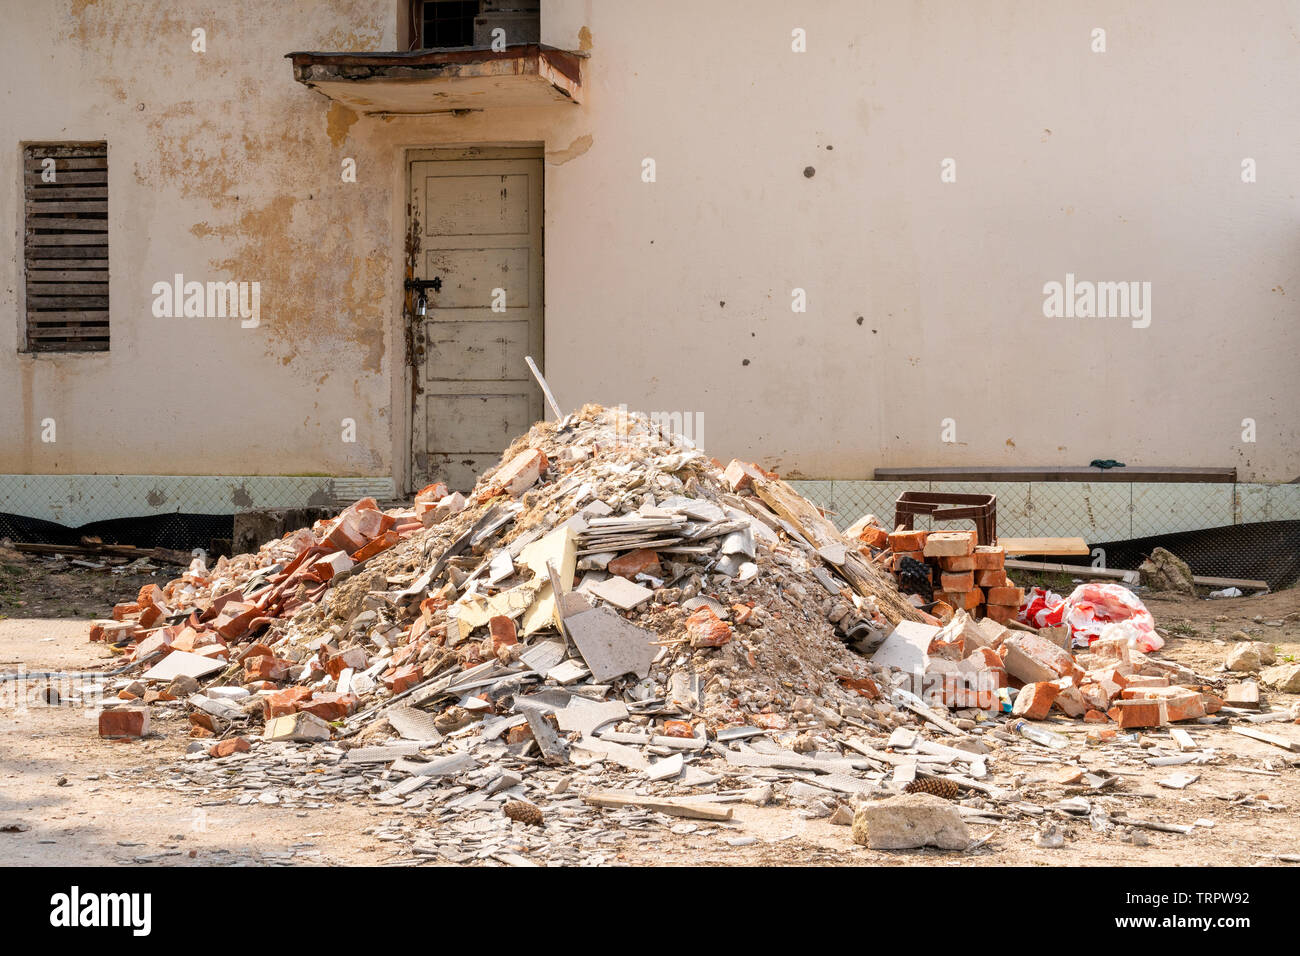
[409,149,544,491]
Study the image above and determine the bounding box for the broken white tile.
[586,576,654,611]
[555,699,629,735]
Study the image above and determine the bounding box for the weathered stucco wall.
[3,0,1298,494]
[1,0,400,482]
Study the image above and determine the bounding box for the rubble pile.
[80,405,1298,861]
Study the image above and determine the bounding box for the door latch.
[405,276,442,317]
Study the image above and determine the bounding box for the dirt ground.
[0,543,181,620]
[1,567,1297,867]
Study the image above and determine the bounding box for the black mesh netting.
[1036,520,1300,591]
[0,511,233,556]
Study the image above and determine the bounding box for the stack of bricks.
[885,528,1023,623]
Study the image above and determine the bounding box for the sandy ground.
[1,586,1297,867]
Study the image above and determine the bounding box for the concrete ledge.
[0,475,397,526]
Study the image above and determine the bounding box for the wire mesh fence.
[0,474,392,557]
[791,479,1300,590]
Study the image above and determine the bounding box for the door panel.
[409,153,544,492]
[424,247,530,309]
[427,319,532,382]
[423,174,530,235]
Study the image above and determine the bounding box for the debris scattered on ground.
[63,405,1300,864]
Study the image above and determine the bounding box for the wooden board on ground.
[998,537,1090,556]
[1232,726,1300,752]
[1005,558,1268,591]
[583,792,733,821]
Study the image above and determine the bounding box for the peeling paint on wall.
[326,101,359,147]
[547,133,593,165]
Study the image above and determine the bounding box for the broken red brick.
[384,663,423,695]
[857,526,890,550]
[974,569,1008,587]
[837,675,881,699]
[971,545,1005,570]
[1121,686,1206,722]
[889,530,928,553]
[1001,632,1085,684]
[352,530,400,562]
[299,692,358,721]
[415,482,449,504]
[487,615,518,651]
[350,507,395,542]
[937,589,982,612]
[723,459,768,492]
[731,603,756,625]
[940,571,975,592]
[112,602,140,621]
[244,655,289,683]
[99,708,150,739]
[326,646,368,678]
[323,513,368,554]
[505,724,533,745]
[208,736,251,758]
[215,601,260,640]
[1108,699,1168,729]
[608,548,662,580]
[1012,681,1059,720]
[662,720,694,738]
[138,604,165,629]
[480,448,548,500]
[983,603,1017,624]
[685,606,732,647]
[963,646,1008,686]
[264,686,314,718]
[985,586,1024,607]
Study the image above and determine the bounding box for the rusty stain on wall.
[578,26,594,51]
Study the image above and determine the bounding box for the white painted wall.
[2,0,1297,503]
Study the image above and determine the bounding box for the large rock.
[1138,547,1195,595]
[1226,642,1273,672]
[851,793,971,851]
[1259,663,1300,694]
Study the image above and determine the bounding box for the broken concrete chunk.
[263,711,332,742]
[871,621,939,673]
[1226,642,1273,672]
[851,793,971,850]
[1001,632,1083,685]
[1259,663,1300,693]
